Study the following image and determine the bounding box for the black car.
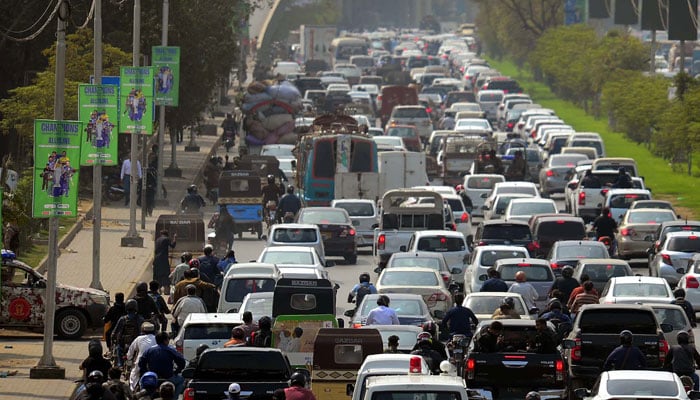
[296,207,357,264]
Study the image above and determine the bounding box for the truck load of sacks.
[242,80,303,146]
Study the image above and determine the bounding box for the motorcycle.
[265,200,277,232]
[447,334,471,377]
[103,174,125,202]
[223,129,235,153]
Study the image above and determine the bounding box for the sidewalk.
[0,123,224,399]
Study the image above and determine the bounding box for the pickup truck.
[373,189,445,269]
[562,304,671,395]
[347,353,429,400]
[182,347,299,400]
[569,170,636,222]
[465,319,567,399]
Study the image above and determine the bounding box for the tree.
[657,78,700,175]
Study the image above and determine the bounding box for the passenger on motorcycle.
[215,206,236,253]
[127,322,157,391]
[278,185,302,223]
[76,370,116,400]
[505,150,527,181]
[440,293,478,338]
[262,174,281,222]
[411,321,448,360]
[113,299,145,367]
[411,333,444,374]
[133,282,160,331]
[134,371,159,400]
[180,185,206,215]
[593,207,618,253]
[348,273,377,309]
[138,332,186,398]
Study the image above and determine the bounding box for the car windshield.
[261,146,293,157]
[260,250,313,265]
[509,202,556,216]
[335,202,374,217]
[555,244,608,259]
[361,299,424,316]
[481,225,532,241]
[467,176,502,189]
[667,236,700,252]
[499,265,552,281]
[612,283,670,297]
[536,221,585,238]
[374,137,403,146]
[393,108,428,118]
[606,379,678,397]
[446,198,464,212]
[465,296,526,315]
[495,196,530,214]
[389,257,441,270]
[497,186,537,196]
[242,296,273,317]
[581,264,630,282]
[371,392,461,400]
[456,119,490,130]
[479,250,528,266]
[380,271,439,286]
[299,210,349,224]
[628,211,676,223]
[416,237,466,252]
[610,194,651,209]
[272,228,318,243]
[479,93,503,102]
[386,127,416,138]
[224,279,276,302]
[550,155,586,167]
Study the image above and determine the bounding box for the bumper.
[569,364,601,379]
[324,239,356,256]
[540,178,567,194]
[617,239,650,258]
[356,230,375,247]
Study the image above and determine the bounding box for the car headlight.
[90,293,109,306]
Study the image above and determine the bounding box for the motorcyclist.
[278,186,302,223]
[593,207,618,253]
[410,321,448,359]
[127,322,157,391]
[411,333,443,374]
[284,372,316,400]
[132,282,160,330]
[549,266,579,304]
[487,149,504,175]
[138,332,186,398]
[134,371,159,400]
[262,174,281,223]
[603,330,647,371]
[203,156,222,202]
[505,150,528,181]
[348,272,377,307]
[180,185,206,215]
[221,113,238,151]
[440,293,478,338]
[76,370,117,400]
[112,299,145,367]
[665,331,700,390]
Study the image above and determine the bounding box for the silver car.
[649,231,700,287]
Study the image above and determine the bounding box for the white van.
[173,313,242,359]
[330,199,378,248]
[217,263,280,313]
[267,224,326,263]
[462,174,505,217]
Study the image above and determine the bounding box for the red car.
[385,125,422,152]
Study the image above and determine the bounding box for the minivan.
[528,215,586,259]
[331,199,378,248]
[267,223,325,263]
[217,263,281,313]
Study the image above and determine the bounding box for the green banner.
[119,66,155,135]
[78,84,119,166]
[152,46,180,106]
[33,119,82,218]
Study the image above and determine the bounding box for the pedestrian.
[480,268,508,292]
[103,292,126,354]
[169,252,192,288]
[385,335,400,353]
[3,223,20,255]
[172,284,207,327]
[148,281,170,332]
[665,331,700,390]
[153,230,176,294]
[366,295,399,325]
[148,144,159,169]
[120,157,142,206]
[603,330,647,371]
[508,271,539,309]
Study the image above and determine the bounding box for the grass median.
[488,58,700,219]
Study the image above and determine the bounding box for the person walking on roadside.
[153,230,176,294]
[120,157,142,206]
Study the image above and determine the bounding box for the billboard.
[152,46,180,107]
[119,66,155,135]
[78,84,119,166]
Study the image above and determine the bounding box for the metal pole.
[650,30,656,75]
[122,0,142,245]
[680,40,686,74]
[32,1,67,379]
[156,0,169,202]
[91,0,103,290]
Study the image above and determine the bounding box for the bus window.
[313,140,335,178]
[350,140,373,172]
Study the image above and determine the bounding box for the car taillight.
[601,188,609,196]
[429,292,449,302]
[686,275,700,289]
[546,170,554,177]
[659,339,669,364]
[661,254,672,265]
[466,358,475,379]
[620,228,633,237]
[527,241,540,253]
[531,129,536,138]
[478,241,487,246]
[378,234,386,250]
[461,212,469,223]
[352,323,363,328]
[450,223,457,231]
[555,359,564,381]
[349,228,356,236]
[443,274,450,283]
[184,388,195,400]
[507,122,514,130]
[341,228,356,237]
[550,262,559,270]
[409,356,423,373]
[571,338,582,362]
[578,192,586,206]
[426,107,432,113]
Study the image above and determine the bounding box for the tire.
[344,254,357,264]
[55,308,87,339]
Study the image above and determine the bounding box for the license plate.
[322,232,332,240]
[454,349,463,354]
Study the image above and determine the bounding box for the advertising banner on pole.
[152,46,180,106]
[33,119,82,218]
[119,66,155,135]
[78,84,119,166]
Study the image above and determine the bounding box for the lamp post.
[156,0,169,203]
[90,0,104,290]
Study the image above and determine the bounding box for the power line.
[74,0,95,30]
[0,0,61,42]
[0,0,54,35]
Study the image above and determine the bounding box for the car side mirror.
[562,339,577,349]
[451,267,462,275]
[346,384,355,396]
[35,279,47,289]
[432,309,445,319]
[529,307,539,314]
[574,388,590,399]
[374,267,382,274]
[661,323,673,333]
[325,261,336,268]
[399,245,407,252]
[343,309,355,318]
[478,274,488,281]
[182,368,194,379]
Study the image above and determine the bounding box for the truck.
[182,347,299,400]
[437,136,487,187]
[347,354,430,400]
[373,189,445,269]
[334,151,430,201]
[570,170,646,223]
[465,319,568,399]
[300,25,336,67]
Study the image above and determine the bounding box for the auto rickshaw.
[217,170,264,239]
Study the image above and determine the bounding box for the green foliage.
[2,173,47,255]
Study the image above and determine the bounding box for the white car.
[575,370,692,400]
[376,267,452,320]
[331,199,378,248]
[256,245,332,275]
[483,193,534,221]
[462,174,506,217]
[464,245,530,293]
[326,83,351,93]
[402,230,469,287]
[373,136,406,152]
[598,276,674,305]
[482,181,540,214]
[238,292,273,322]
[602,189,653,222]
[503,198,558,222]
[463,292,534,320]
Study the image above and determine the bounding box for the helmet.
[287,185,294,194]
[267,174,275,184]
[125,299,138,313]
[501,297,515,309]
[619,330,633,345]
[188,184,197,194]
[618,167,626,174]
[87,370,104,383]
[526,391,541,400]
[359,273,370,283]
[140,371,159,389]
[422,321,437,337]
[188,259,200,268]
[677,331,691,344]
[141,322,155,333]
[562,266,574,278]
[181,252,192,263]
[417,332,432,342]
[290,371,307,386]
[259,316,272,330]
[377,295,390,307]
[455,184,464,191]
[548,299,562,310]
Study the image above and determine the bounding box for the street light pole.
[31,0,69,379]
[90,0,104,290]
[156,0,169,203]
[121,0,144,247]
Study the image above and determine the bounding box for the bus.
[330,37,369,68]
[296,115,378,206]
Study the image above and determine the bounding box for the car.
[412,185,458,196]
[331,199,378,249]
[238,292,274,322]
[464,245,530,293]
[326,83,351,93]
[629,199,677,214]
[454,118,492,135]
[385,125,422,152]
[574,370,691,400]
[602,189,653,222]
[538,154,589,197]
[348,293,435,328]
[598,276,674,305]
[483,193,534,221]
[401,231,468,286]
[503,198,558,222]
[359,325,423,353]
[678,253,700,311]
[565,133,606,158]
[266,223,326,263]
[494,258,555,309]
[272,61,301,77]
[375,267,452,320]
[648,303,694,346]
[256,245,329,270]
[529,214,587,259]
[173,313,242,359]
[462,174,506,217]
[649,231,700,287]
[614,209,677,259]
[462,292,534,320]
[388,105,433,141]
[647,220,700,265]
[260,144,295,159]
[572,258,633,293]
[472,220,535,253]
[383,251,453,285]
[296,207,358,264]
[439,193,473,244]
[482,181,540,214]
[547,240,610,272]
[373,136,407,152]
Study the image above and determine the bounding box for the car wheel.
[345,254,357,264]
[55,308,87,339]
